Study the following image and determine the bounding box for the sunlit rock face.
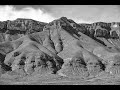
[1,17,120,83]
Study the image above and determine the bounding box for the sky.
[0,5,120,23]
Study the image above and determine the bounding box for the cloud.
[98,6,120,22]
[0,5,120,24]
[0,5,56,23]
[74,19,93,24]
[45,5,120,23]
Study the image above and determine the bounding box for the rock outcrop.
[0,18,47,43]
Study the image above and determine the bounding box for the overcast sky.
[0,5,120,23]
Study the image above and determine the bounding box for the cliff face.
[0,17,120,82]
[0,18,47,43]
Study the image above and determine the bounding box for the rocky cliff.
[0,17,120,83]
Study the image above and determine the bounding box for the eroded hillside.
[0,17,120,84]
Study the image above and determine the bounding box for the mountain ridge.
[0,17,120,84]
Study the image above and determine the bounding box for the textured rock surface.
[0,17,120,84]
[0,18,47,43]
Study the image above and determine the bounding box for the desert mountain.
[0,17,120,83]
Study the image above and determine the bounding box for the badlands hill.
[0,17,120,84]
